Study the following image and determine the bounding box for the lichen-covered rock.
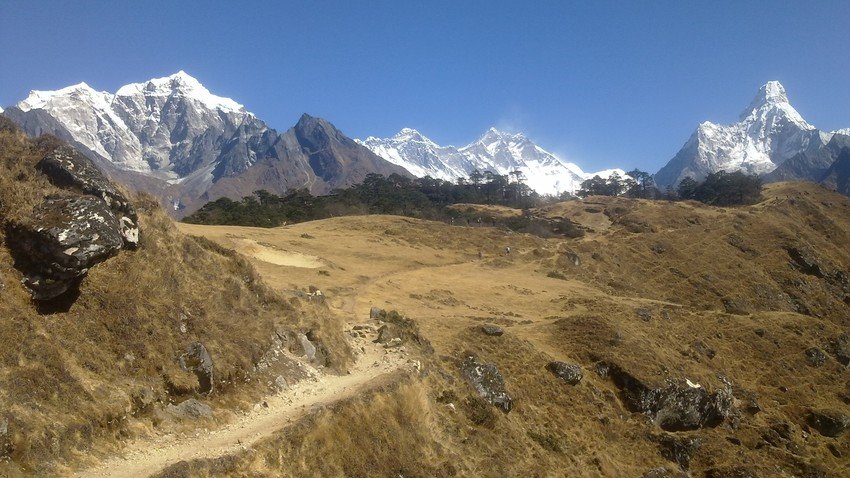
[37,145,139,247]
[546,361,583,385]
[807,410,849,437]
[8,196,124,300]
[461,354,512,413]
[601,362,734,431]
[179,342,214,394]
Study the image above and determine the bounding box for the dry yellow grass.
[0,124,353,477]
[168,183,850,477]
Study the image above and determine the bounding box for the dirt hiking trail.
[79,333,413,478]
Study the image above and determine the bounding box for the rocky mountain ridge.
[2,72,409,215]
[359,127,623,195]
[655,81,849,189]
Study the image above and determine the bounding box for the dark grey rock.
[481,324,504,336]
[827,333,850,366]
[807,410,849,437]
[370,306,384,319]
[722,298,749,315]
[8,195,124,300]
[804,347,827,367]
[643,467,688,478]
[657,434,702,470]
[636,308,653,321]
[461,354,512,413]
[546,361,583,385]
[787,246,826,278]
[602,362,734,431]
[167,399,213,419]
[37,145,139,247]
[375,323,405,344]
[179,342,214,394]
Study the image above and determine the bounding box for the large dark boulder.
[807,410,849,437]
[37,145,139,247]
[601,362,734,431]
[8,196,124,300]
[461,354,513,413]
[179,342,214,394]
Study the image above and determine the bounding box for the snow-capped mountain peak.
[17,82,114,112]
[655,80,825,188]
[390,127,435,145]
[115,71,246,113]
[738,80,812,129]
[360,126,614,195]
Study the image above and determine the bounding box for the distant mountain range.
[2,73,849,213]
[2,72,409,215]
[358,128,622,195]
[655,81,850,192]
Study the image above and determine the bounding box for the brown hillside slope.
[171,186,850,477]
[0,119,353,476]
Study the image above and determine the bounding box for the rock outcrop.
[461,354,513,413]
[37,145,139,247]
[546,361,583,385]
[179,342,214,394]
[807,410,849,437]
[5,143,140,301]
[8,196,125,300]
[599,362,735,431]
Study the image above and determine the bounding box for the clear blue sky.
[1,1,848,173]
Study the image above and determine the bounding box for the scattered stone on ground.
[546,361,583,385]
[167,399,213,420]
[481,324,504,336]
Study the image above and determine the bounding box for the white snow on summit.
[359,127,617,195]
[115,71,245,113]
[12,71,254,175]
[655,81,826,187]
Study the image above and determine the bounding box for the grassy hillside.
[170,184,850,477]
[0,119,353,476]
